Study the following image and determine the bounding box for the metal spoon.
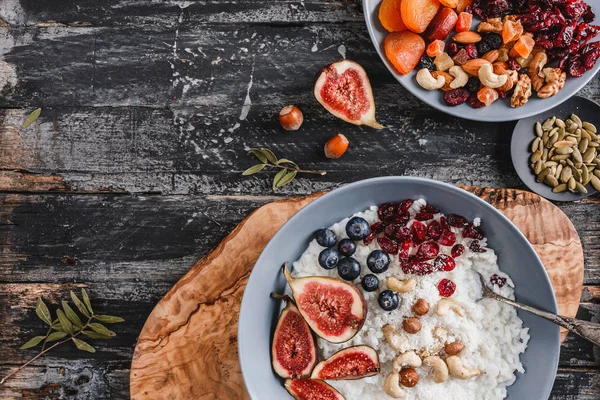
[476,272,600,347]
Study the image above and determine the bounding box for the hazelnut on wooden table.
[403,317,422,334]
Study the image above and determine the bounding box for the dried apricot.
[439,0,458,7]
[501,19,523,44]
[427,40,446,57]
[424,7,457,41]
[401,0,441,34]
[510,35,534,58]
[384,31,426,75]
[456,12,472,32]
[379,0,407,32]
[476,87,498,106]
[456,0,471,12]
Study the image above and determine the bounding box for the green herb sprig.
[243,148,326,190]
[0,289,124,385]
[21,108,42,129]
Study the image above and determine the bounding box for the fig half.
[284,379,345,400]
[283,265,367,344]
[311,345,380,380]
[314,60,384,129]
[272,296,317,379]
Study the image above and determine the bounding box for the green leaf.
[242,164,266,176]
[62,301,83,329]
[93,315,125,324]
[35,297,52,326]
[46,331,68,342]
[70,291,91,318]
[276,158,298,168]
[20,336,45,350]
[72,338,95,353]
[275,171,297,189]
[82,330,113,340]
[248,149,268,163]
[56,309,74,335]
[261,148,278,164]
[21,108,42,129]
[88,323,116,337]
[81,289,93,315]
[272,169,286,191]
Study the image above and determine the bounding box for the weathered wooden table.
[0,1,598,399]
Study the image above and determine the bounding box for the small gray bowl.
[511,95,600,201]
[238,177,559,399]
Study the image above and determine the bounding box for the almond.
[462,58,491,76]
[482,49,499,63]
[444,342,465,356]
[431,71,454,91]
[492,62,508,76]
[452,31,482,44]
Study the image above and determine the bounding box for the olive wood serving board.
[129,187,583,400]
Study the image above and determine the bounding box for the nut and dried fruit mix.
[379,0,599,108]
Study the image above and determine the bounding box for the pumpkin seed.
[575,181,588,194]
[571,114,582,127]
[575,161,583,169]
[591,175,600,191]
[594,158,600,166]
[535,122,543,137]
[574,128,582,138]
[555,164,563,178]
[530,150,542,163]
[588,141,599,147]
[572,167,582,181]
[534,160,544,174]
[589,131,599,141]
[545,161,558,167]
[548,133,559,147]
[583,121,597,133]
[579,138,589,153]
[583,148,597,164]
[582,165,589,184]
[568,176,576,191]
[537,167,552,183]
[543,116,556,130]
[553,140,573,148]
[545,175,559,187]
[551,154,570,161]
[552,184,567,193]
[542,148,549,160]
[566,136,578,144]
[572,147,583,163]
[566,124,577,133]
[555,119,566,129]
[531,137,541,153]
[560,167,572,183]
[581,129,592,141]
[555,147,573,155]
[557,127,566,141]
[595,169,600,179]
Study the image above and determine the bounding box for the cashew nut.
[478,63,508,89]
[387,277,415,293]
[436,298,465,317]
[384,372,406,398]
[432,326,448,342]
[449,66,469,89]
[446,356,481,379]
[423,356,449,383]
[393,350,422,371]
[416,68,445,90]
[383,324,409,351]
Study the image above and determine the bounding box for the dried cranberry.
[378,203,397,223]
[469,240,487,253]
[394,211,410,225]
[438,230,456,246]
[468,93,485,108]
[564,1,588,20]
[444,89,469,106]
[371,221,384,233]
[463,223,484,240]
[497,90,507,99]
[434,254,456,271]
[427,220,442,240]
[439,216,450,232]
[507,59,521,72]
[377,237,398,254]
[438,279,456,297]
[419,55,435,71]
[583,48,600,70]
[447,214,466,227]
[448,42,460,56]
[451,244,465,258]
[583,5,595,23]
[422,204,440,214]
[385,224,411,241]
[465,77,481,94]
[416,242,440,260]
[415,211,434,221]
[490,274,507,287]
[398,199,414,213]
[398,238,412,259]
[465,43,478,59]
[411,221,426,238]
[403,256,435,275]
[363,231,375,246]
[453,49,471,66]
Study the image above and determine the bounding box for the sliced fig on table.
[283,265,367,344]
[284,378,346,400]
[311,345,380,380]
[314,60,384,129]
[271,296,317,379]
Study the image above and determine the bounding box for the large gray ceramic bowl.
[362,0,600,122]
[238,177,560,399]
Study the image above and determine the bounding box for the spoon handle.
[491,294,600,347]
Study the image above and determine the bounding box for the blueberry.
[315,228,337,248]
[337,257,361,281]
[318,248,339,270]
[476,40,492,56]
[378,290,399,311]
[346,217,370,241]
[486,33,502,50]
[367,250,390,274]
[465,77,481,94]
[419,55,434,71]
[338,238,357,257]
[361,274,379,292]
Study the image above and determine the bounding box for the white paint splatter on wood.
[0,61,17,90]
[337,44,346,59]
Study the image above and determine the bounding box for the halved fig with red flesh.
[314,60,384,129]
[284,379,345,400]
[283,265,367,343]
[272,296,317,379]
[310,345,380,380]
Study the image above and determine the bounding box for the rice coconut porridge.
[282,198,529,400]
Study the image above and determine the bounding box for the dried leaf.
[21,108,41,129]
[88,323,116,337]
[56,309,74,335]
[35,297,52,326]
[272,169,286,190]
[275,170,297,189]
[242,164,266,176]
[61,301,83,329]
[82,330,113,340]
[261,148,278,164]
[81,289,93,315]
[93,315,125,324]
[72,338,95,353]
[46,331,68,342]
[20,336,45,350]
[249,149,268,163]
[70,291,91,318]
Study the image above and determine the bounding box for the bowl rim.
[361,0,600,122]
[238,176,560,399]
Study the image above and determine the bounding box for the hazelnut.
[279,105,303,130]
[399,368,419,387]
[403,317,422,334]
[324,133,349,159]
[412,298,430,316]
[445,341,465,356]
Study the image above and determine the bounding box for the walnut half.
[477,18,502,33]
[511,74,532,108]
[537,68,567,99]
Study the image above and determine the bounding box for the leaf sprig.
[243,148,326,190]
[0,289,124,385]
